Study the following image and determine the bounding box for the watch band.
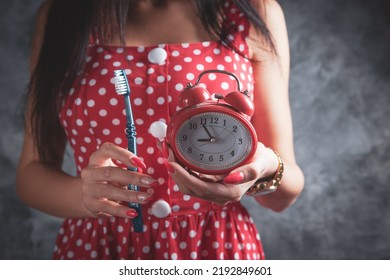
[246,150,284,196]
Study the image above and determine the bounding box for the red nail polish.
[223,172,244,184]
[163,159,175,174]
[131,157,147,170]
[160,141,169,158]
[126,210,138,218]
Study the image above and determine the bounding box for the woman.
[17,0,304,259]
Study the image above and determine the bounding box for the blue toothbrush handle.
[125,99,143,233]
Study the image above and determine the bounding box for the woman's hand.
[80,142,158,219]
[163,142,278,205]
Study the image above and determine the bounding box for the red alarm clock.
[166,70,258,175]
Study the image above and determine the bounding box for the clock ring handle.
[189,69,242,92]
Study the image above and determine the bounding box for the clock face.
[174,111,255,174]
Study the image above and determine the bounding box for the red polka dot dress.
[54,1,265,260]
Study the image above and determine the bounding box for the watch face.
[174,111,255,174]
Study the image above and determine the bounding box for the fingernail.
[137,193,152,202]
[223,172,244,184]
[140,177,159,187]
[163,159,175,174]
[131,157,147,170]
[126,210,138,218]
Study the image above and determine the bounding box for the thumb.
[223,143,268,184]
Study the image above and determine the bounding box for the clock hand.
[197,138,212,142]
[197,138,217,143]
[202,124,214,139]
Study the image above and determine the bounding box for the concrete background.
[0,0,389,259]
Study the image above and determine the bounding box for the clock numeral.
[219,155,224,162]
[230,150,235,157]
[200,153,204,160]
[209,155,214,162]
[187,147,193,154]
[182,135,188,141]
[223,119,227,126]
[189,123,198,130]
[233,125,238,132]
[200,118,207,125]
[210,117,219,124]
[238,138,243,145]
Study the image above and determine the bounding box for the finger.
[156,141,175,161]
[84,182,153,204]
[223,144,268,184]
[86,198,139,219]
[81,165,159,188]
[170,161,242,201]
[89,142,146,170]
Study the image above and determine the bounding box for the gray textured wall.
[1,0,389,260]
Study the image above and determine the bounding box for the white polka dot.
[193,202,200,210]
[89,79,96,86]
[208,73,217,80]
[179,242,187,250]
[196,64,205,71]
[146,109,154,116]
[234,252,240,260]
[214,221,220,228]
[186,73,195,80]
[92,62,99,68]
[181,43,189,48]
[213,242,220,249]
[112,119,120,125]
[104,54,112,60]
[152,222,159,230]
[157,97,165,105]
[190,252,197,259]
[76,119,83,126]
[193,49,201,55]
[110,98,118,106]
[175,83,184,91]
[100,69,108,75]
[114,138,122,145]
[172,50,180,57]
[174,65,182,71]
[136,137,144,145]
[161,231,167,239]
[98,88,106,95]
[184,57,192,63]
[142,246,150,254]
[180,221,187,228]
[146,87,154,94]
[183,195,191,201]
[134,77,143,85]
[155,242,161,249]
[75,98,81,105]
[87,100,95,107]
[157,76,165,83]
[99,109,107,117]
[221,82,229,90]
[205,56,213,63]
[113,61,121,67]
[127,55,134,61]
[134,98,142,106]
[171,253,178,260]
[136,62,144,67]
[171,232,177,239]
[214,48,221,55]
[103,129,110,135]
[135,119,144,125]
[189,230,197,238]
[147,147,154,154]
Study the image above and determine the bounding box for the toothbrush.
[113,69,143,233]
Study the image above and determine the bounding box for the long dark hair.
[27,0,275,163]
